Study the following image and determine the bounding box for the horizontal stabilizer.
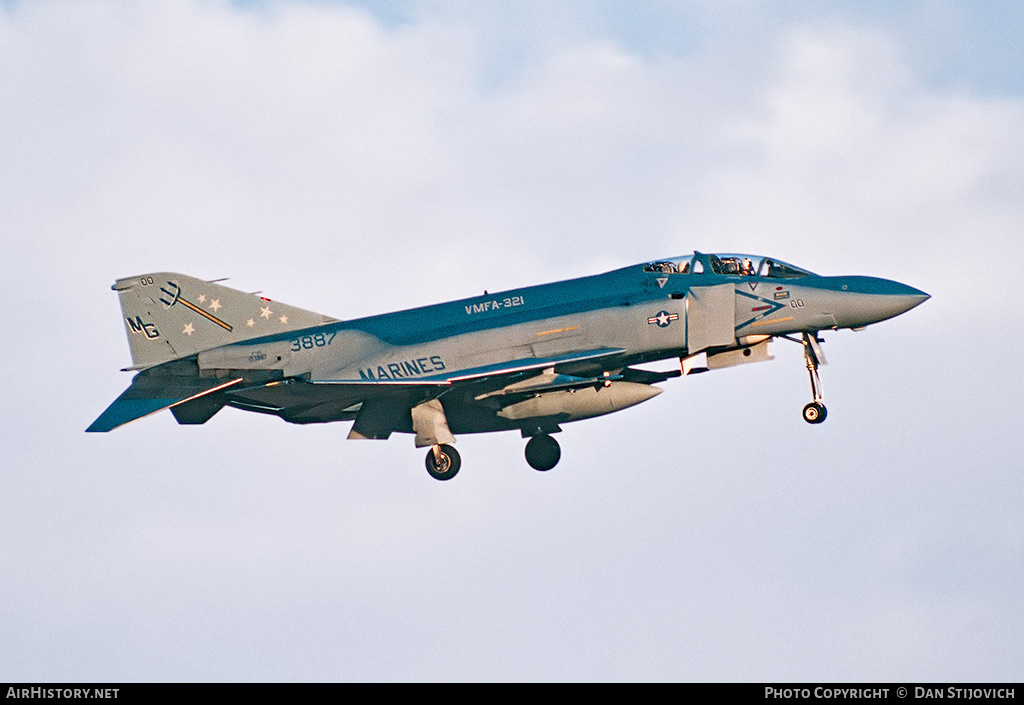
[87,375,242,432]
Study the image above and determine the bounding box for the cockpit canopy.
[642,252,814,279]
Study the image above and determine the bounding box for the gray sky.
[1,0,1022,682]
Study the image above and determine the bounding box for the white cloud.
[691,25,1024,289]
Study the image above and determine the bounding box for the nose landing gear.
[803,401,827,424]
[802,332,827,425]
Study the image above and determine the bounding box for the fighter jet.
[88,252,928,480]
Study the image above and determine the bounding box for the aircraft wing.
[313,347,627,387]
[90,347,630,434]
[221,347,628,430]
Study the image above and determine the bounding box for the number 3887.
[290,332,336,351]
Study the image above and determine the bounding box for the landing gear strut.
[802,332,827,424]
[525,434,561,471]
[425,443,461,481]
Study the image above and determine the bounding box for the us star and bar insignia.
[647,310,679,328]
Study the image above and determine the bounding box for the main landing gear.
[425,443,461,481]
[802,332,827,425]
[525,434,561,471]
[423,435,562,480]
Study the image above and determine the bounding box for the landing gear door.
[686,284,736,353]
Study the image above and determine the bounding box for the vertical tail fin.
[115,273,337,368]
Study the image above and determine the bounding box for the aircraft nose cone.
[871,279,930,317]
[827,277,930,328]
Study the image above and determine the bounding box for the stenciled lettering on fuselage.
[464,295,525,315]
[359,355,446,381]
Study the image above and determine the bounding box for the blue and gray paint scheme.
[88,251,928,479]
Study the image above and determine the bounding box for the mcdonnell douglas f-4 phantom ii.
[88,252,928,480]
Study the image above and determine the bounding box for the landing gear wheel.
[802,402,827,424]
[525,434,561,471]
[425,444,461,481]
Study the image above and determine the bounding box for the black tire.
[802,402,827,424]
[525,434,561,471]
[425,444,461,481]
